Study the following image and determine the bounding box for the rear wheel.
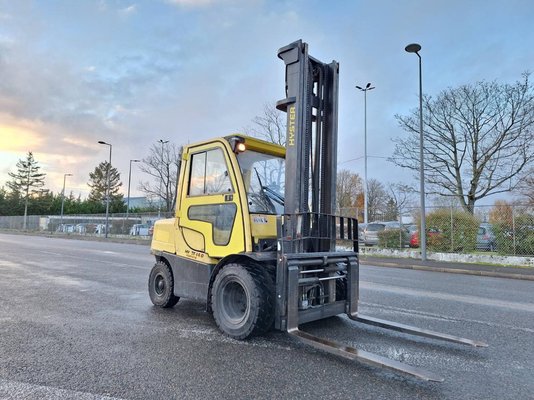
[148,261,180,308]
[211,263,274,340]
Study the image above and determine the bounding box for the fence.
[0,212,174,237]
[339,204,534,257]
[1,205,533,256]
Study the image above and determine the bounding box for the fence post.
[512,205,516,255]
[450,205,454,252]
[399,205,402,249]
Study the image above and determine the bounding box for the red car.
[410,229,441,248]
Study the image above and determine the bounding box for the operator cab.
[229,136,286,252]
[234,142,285,215]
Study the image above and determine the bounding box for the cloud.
[165,0,217,7]
[118,4,137,16]
[0,0,532,203]
[0,119,45,153]
[0,17,189,195]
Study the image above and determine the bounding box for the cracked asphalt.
[1,233,533,399]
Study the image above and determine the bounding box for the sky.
[0,0,532,203]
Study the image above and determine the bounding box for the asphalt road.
[1,233,533,399]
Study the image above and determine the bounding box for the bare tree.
[517,167,534,206]
[139,142,181,213]
[489,200,514,225]
[387,183,416,222]
[336,169,363,218]
[391,73,534,214]
[367,178,388,221]
[244,102,286,145]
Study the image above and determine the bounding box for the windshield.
[236,150,285,214]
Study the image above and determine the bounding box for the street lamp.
[158,139,169,217]
[126,159,141,219]
[355,82,375,224]
[405,43,427,261]
[60,173,73,228]
[98,140,112,238]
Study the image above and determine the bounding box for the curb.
[0,230,151,246]
[360,260,534,281]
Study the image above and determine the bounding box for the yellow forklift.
[149,40,486,381]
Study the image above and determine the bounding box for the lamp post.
[355,83,375,224]
[60,173,73,228]
[126,159,141,219]
[405,43,427,261]
[158,139,169,217]
[98,140,112,238]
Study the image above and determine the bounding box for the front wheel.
[148,261,180,308]
[211,263,274,340]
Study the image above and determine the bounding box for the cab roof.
[225,134,285,158]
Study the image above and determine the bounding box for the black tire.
[148,261,180,308]
[211,263,274,340]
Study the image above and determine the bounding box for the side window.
[188,204,237,245]
[189,152,206,196]
[188,148,233,196]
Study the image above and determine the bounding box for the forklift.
[148,40,487,382]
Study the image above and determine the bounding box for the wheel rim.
[154,273,166,296]
[220,280,248,325]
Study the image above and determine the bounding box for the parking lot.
[1,233,533,399]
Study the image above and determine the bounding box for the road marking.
[0,379,125,400]
[361,280,534,313]
[37,250,149,270]
[360,301,534,334]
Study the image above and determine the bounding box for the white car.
[130,224,149,236]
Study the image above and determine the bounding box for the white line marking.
[38,250,148,270]
[360,301,534,333]
[361,280,534,313]
[0,379,125,400]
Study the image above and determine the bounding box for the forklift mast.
[271,41,485,382]
[277,40,340,253]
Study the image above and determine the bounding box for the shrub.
[378,229,409,249]
[425,209,479,252]
[493,214,534,255]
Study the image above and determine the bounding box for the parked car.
[362,222,386,246]
[56,224,75,233]
[75,223,91,234]
[130,223,150,236]
[410,228,442,248]
[358,223,367,244]
[95,224,111,235]
[363,221,408,246]
[405,224,417,234]
[476,223,496,251]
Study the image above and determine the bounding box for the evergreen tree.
[88,161,125,212]
[0,187,8,216]
[6,152,46,227]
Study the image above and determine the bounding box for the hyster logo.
[288,105,296,146]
